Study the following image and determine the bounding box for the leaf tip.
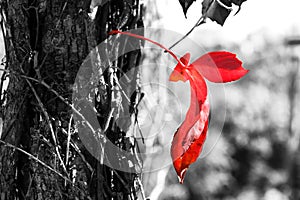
[178,168,187,184]
[183,10,188,18]
[179,0,195,18]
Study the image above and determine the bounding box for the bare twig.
[114,79,131,103]
[61,128,93,172]
[0,68,105,167]
[136,176,146,200]
[65,115,73,167]
[55,2,68,29]
[0,8,8,105]
[134,120,145,143]
[0,139,71,183]
[167,16,205,51]
[103,108,114,132]
[132,137,143,174]
[24,76,69,176]
[20,75,98,135]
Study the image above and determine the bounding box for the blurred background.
[137,0,300,200]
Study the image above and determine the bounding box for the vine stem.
[167,16,205,51]
[108,30,184,66]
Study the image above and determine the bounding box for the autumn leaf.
[108,30,249,183]
[169,51,247,182]
[191,51,249,83]
[169,54,209,183]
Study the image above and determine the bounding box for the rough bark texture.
[0,0,144,199]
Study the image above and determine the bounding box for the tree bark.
[0,0,144,199]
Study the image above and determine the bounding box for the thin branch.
[167,16,205,51]
[24,76,69,176]
[114,79,131,103]
[65,114,73,167]
[0,139,71,183]
[0,69,105,165]
[55,2,68,29]
[61,128,93,172]
[103,108,114,132]
[136,176,146,200]
[20,75,98,136]
[0,8,8,105]
[132,137,144,174]
[135,120,145,143]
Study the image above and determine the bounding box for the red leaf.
[170,67,209,183]
[191,51,249,83]
[169,53,191,82]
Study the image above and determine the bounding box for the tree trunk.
[0,0,144,199]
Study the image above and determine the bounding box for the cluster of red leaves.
[169,52,248,183]
[109,30,249,183]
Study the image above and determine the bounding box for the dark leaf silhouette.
[231,0,247,6]
[179,0,196,17]
[203,0,232,26]
[231,0,247,15]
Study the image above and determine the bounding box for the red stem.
[108,30,184,66]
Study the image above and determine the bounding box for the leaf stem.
[167,16,205,51]
[108,30,184,66]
